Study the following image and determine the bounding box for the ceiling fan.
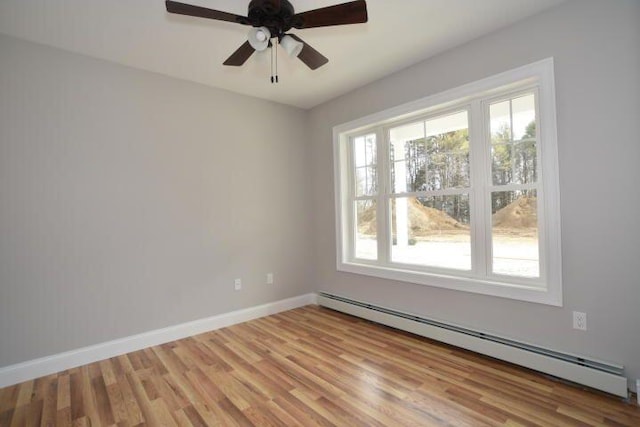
[165,0,368,71]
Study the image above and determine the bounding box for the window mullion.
[376,126,390,265]
[469,99,488,277]
[487,183,539,193]
[347,136,357,262]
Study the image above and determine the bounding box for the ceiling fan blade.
[223,41,256,66]
[292,0,368,29]
[287,34,329,70]
[165,1,250,25]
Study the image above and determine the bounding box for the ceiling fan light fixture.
[248,26,271,51]
[165,0,369,69]
[280,35,304,57]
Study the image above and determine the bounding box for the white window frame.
[333,58,562,306]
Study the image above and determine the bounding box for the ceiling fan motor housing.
[247,0,297,39]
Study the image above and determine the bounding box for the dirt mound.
[492,196,537,229]
[358,198,466,236]
[358,208,377,235]
[358,197,537,236]
[404,198,464,233]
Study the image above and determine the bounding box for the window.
[334,59,562,305]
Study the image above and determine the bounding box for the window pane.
[490,94,538,186]
[490,100,511,144]
[391,196,471,270]
[390,121,426,193]
[355,200,377,260]
[355,166,377,197]
[513,140,537,184]
[425,110,469,137]
[425,111,469,190]
[512,94,536,141]
[491,190,539,278]
[390,121,424,142]
[427,151,470,190]
[390,138,426,193]
[491,143,512,185]
[390,111,469,193]
[354,134,376,167]
[354,133,377,197]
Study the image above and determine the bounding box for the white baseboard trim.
[0,293,317,388]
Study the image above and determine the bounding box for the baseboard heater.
[317,292,628,398]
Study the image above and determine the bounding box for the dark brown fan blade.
[287,34,329,70]
[292,0,367,29]
[223,41,256,66]
[166,1,249,25]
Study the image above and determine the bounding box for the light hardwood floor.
[1,305,638,426]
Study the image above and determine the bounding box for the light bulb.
[248,26,271,51]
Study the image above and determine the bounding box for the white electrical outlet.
[266,273,274,285]
[234,278,242,291]
[573,311,587,330]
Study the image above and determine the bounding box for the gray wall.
[308,0,640,389]
[0,34,314,367]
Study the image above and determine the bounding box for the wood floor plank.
[125,371,160,426]
[168,372,222,426]
[54,375,71,427]
[24,399,43,427]
[14,382,33,409]
[54,406,71,427]
[1,305,639,426]
[79,366,101,427]
[8,404,26,427]
[271,392,334,427]
[406,385,498,427]
[68,371,84,423]
[150,398,178,427]
[151,345,189,378]
[181,404,208,427]
[91,376,114,426]
[102,383,127,425]
[289,387,346,426]
[112,374,144,425]
[0,386,19,415]
[264,399,307,427]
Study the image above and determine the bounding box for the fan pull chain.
[270,40,279,84]
[270,40,274,83]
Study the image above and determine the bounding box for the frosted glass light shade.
[280,35,303,57]
[248,27,270,51]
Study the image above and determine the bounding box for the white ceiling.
[0,0,566,109]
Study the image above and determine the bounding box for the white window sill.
[338,261,562,306]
